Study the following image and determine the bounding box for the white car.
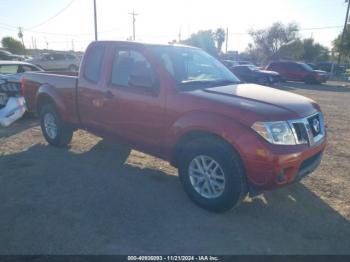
[0,96,26,127]
[0,61,43,127]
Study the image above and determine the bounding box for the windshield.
[300,63,314,72]
[149,46,240,88]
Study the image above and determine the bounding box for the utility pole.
[178,28,182,42]
[18,27,24,47]
[44,38,49,50]
[225,27,229,53]
[338,0,350,66]
[129,10,138,40]
[93,0,98,40]
[71,39,75,51]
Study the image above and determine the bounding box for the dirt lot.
[0,81,350,254]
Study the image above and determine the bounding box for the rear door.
[38,54,53,70]
[286,63,305,81]
[51,54,67,70]
[77,44,109,133]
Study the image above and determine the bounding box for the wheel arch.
[36,85,68,122]
[170,129,244,169]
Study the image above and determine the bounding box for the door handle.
[103,90,114,99]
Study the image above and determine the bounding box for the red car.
[22,41,326,212]
[266,61,329,84]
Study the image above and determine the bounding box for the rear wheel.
[40,103,73,147]
[178,137,247,212]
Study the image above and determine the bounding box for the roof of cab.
[88,40,197,49]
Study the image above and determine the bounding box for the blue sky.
[0,0,347,52]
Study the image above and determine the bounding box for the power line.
[25,0,76,30]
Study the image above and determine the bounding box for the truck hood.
[190,83,319,123]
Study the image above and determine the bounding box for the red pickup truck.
[22,41,326,212]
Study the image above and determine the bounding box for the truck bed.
[24,71,80,125]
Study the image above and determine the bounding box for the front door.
[78,43,166,154]
[103,47,166,154]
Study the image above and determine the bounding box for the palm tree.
[214,28,226,53]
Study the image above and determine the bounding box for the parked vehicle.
[27,53,80,71]
[266,61,329,84]
[230,65,280,85]
[236,60,254,66]
[0,61,42,126]
[0,61,42,75]
[316,62,346,75]
[222,60,254,69]
[307,63,317,70]
[222,59,238,68]
[0,50,24,61]
[22,41,326,212]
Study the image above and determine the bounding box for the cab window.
[84,46,105,83]
[111,49,156,89]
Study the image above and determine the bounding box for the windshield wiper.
[210,79,241,86]
[181,80,216,85]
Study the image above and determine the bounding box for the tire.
[178,137,247,212]
[40,103,73,147]
[304,76,316,84]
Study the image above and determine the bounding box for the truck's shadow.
[0,141,349,254]
[0,114,38,139]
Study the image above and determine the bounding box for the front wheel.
[40,103,73,147]
[178,138,247,212]
[304,76,317,84]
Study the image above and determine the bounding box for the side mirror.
[128,74,155,89]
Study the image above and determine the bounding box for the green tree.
[182,30,217,56]
[332,26,350,57]
[301,38,329,62]
[214,28,225,53]
[1,37,25,54]
[249,22,299,63]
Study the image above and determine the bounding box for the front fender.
[165,111,250,158]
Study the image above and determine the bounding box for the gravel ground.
[0,81,349,254]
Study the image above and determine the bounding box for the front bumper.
[315,74,329,83]
[244,137,326,191]
[0,97,26,127]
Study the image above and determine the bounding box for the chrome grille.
[288,112,325,146]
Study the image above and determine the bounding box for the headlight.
[251,121,296,145]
